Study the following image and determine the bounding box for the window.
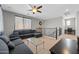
[24,18,31,29]
[15,17,24,30]
[15,16,31,30]
[66,20,71,26]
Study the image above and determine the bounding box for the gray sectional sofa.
[9,29,42,39]
[0,32,33,54]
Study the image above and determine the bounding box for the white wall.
[3,11,15,36]
[43,17,63,36]
[0,6,4,32]
[77,12,79,36]
[44,17,63,28]
[32,19,44,30]
[31,19,40,30]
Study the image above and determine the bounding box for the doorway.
[64,17,76,35]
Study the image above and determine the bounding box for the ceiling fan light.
[32,8,37,13]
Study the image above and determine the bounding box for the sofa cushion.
[11,39,23,46]
[29,30,35,33]
[10,37,20,41]
[23,33,34,36]
[19,30,31,34]
[10,43,33,54]
[9,33,20,41]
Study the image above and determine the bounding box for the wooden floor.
[22,34,77,54]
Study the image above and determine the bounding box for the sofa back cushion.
[0,35,9,44]
[23,30,35,34]
[14,30,24,35]
[14,29,36,35]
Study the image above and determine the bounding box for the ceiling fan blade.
[37,10,42,13]
[37,6,42,9]
[28,9,32,11]
[33,6,36,8]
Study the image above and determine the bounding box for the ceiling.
[1,4,79,20]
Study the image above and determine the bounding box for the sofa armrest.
[0,39,9,54]
[9,33,20,41]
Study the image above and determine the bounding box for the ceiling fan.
[28,5,42,14]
